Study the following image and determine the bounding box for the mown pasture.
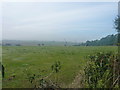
[2,46,117,88]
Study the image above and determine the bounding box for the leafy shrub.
[51,61,61,73]
[84,52,119,88]
[25,61,61,88]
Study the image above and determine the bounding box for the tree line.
[80,34,118,46]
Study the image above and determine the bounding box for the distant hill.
[2,40,78,46]
[2,34,118,46]
[80,34,118,46]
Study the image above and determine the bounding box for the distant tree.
[16,44,21,46]
[114,16,120,46]
[64,39,67,46]
[42,44,44,46]
[5,43,11,46]
[86,41,91,46]
[38,44,41,46]
[64,44,66,46]
[114,15,120,88]
[86,44,88,46]
[114,16,120,32]
[81,34,117,46]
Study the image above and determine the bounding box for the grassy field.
[2,46,117,88]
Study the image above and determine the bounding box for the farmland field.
[2,46,118,88]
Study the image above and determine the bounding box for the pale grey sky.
[2,2,118,42]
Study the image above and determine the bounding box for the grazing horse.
[0,63,5,78]
[2,65,5,78]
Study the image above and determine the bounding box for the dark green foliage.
[84,52,118,88]
[25,61,62,88]
[26,71,59,88]
[114,16,120,45]
[26,73,50,88]
[27,74,36,84]
[51,61,61,73]
[114,16,120,32]
[82,34,117,46]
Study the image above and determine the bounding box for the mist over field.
[2,2,117,42]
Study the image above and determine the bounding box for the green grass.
[2,46,117,88]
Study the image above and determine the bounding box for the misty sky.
[2,2,118,42]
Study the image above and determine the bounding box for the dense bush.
[84,52,119,88]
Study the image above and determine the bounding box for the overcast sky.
[2,2,118,42]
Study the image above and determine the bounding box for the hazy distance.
[2,2,117,42]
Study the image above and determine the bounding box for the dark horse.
[0,63,5,78]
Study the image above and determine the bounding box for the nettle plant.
[84,52,119,88]
[51,61,61,73]
[25,71,48,88]
[25,61,61,88]
[51,61,61,86]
